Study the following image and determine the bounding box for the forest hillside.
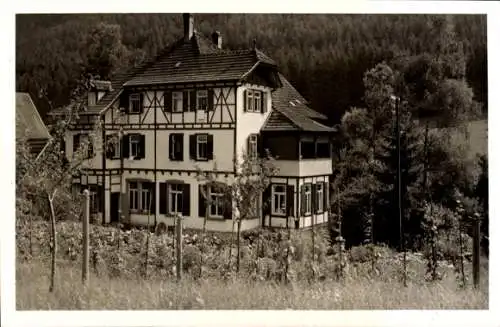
[15,14,487,123]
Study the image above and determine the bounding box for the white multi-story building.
[54,14,335,232]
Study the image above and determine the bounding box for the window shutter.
[159,182,167,214]
[149,182,156,215]
[138,134,146,159]
[190,90,196,111]
[182,183,190,216]
[324,182,329,212]
[287,185,295,217]
[168,134,174,160]
[139,93,144,113]
[198,185,206,217]
[312,184,318,213]
[243,90,247,112]
[119,92,129,112]
[178,134,184,161]
[73,134,80,154]
[300,185,305,216]
[182,91,189,111]
[247,135,252,158]
[189,134,196,160]
[261,91,267,113]
[208,89,214,111]
[207,134,214,160]
[88,138,94,157]
[164,91,172,112]
[105,135,112,159]
[122,134,130,159]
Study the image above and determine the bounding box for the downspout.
[101,114,106,224]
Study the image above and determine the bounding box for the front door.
[110,192,120,223]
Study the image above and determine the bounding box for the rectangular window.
[248,134,258,159]
[304,184,312,215]
[196,134,208,160]
[316,142,331,158]
[169,133,183,161]
[141,187,152,212]
[209,190,224,217]
[254,91,262,112]
[129,134,141,158]
[169,184,183,214]
[129,93,142,114]
[129,181,153,213]
[272,184,287,216]
[300,141,316,159]
[129,182,139,211]
[316,183,324,213]
[172,91,183,112]
[246,90,254,112]
[78,134,93,158]
[196,90,208,111]
[106,133,121,159]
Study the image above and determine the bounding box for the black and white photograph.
[2,0,499,326]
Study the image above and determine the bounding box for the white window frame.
[129,181,152,213]
[196,90,208,111]
[246,90,255,112]
[129,182,139,211]
[316,183,324,213]
[254,91,262,112]
[272,184,287,216]
[196,134,208,160]
[248,134,258,159]
[129,134,141,158]
[169,184,183,214]
[141,187,152,213]
[209,189,224,218]
[304,184,312,215]
[172,91,183,112]
[129,93,142,114]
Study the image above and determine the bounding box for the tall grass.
[17,260,488,310]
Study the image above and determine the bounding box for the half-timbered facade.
[53,13,335,231]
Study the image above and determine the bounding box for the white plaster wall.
[235,83,272,164]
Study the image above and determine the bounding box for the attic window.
[175,62,182,68]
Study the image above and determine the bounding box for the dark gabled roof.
[272,73,327,120]
[124,32,269,87]
[263,74,335,133]
[16,92,51,140]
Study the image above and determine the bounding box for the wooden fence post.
[176,214,183,281]
[473,212,481,288]
[82,189,90,284]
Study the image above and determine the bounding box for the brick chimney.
[183,13,194,41]
[211,31,222,49]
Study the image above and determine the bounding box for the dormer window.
[196,90,208,111]
[129,93,142,114]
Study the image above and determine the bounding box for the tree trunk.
[48,192,57,293]
[236,219,242,273]
[228,215,236,267]
[200,203,208,279]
